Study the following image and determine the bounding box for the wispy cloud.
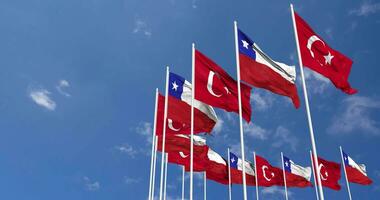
[56,79,71,97]
[212,118,224,134]
[83,176,100,191]
[303,68,330,94]
[262,187,292,197]
[132,19,152,37]
[124,176,141,184]
[350,1,380,16]
[272,126,299,152]
[114,143,138,158]
[191,0,198,9]
[136,122,153,142]
[29,88,56,111]
[328,96,380,135]
[244,122,269,140]
[251,91,275,111]
[325,28,333,39]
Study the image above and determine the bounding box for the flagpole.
[159,66,170,200]
[190,43,195,200]
[290,4,324,200]
[227,148,232,200]
[182,166,185,200]
[149,89,159,200]
[204,171,207,200]
[310,150,320,200]
[152,135,158,200]
[164,153,168,200]
[281,152,289,200]
[339,146,353,200]
[233,20,248,200]
[253,152,259,200]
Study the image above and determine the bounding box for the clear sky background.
[0,0,379,199]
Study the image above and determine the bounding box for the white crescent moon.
[262,165,273,181]
[318,163,328,180]
[168,119,181,132]
[207,71,222,97]
[179,151,188,158]
[307,35,325,58]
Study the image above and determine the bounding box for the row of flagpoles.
[146,4,371,200]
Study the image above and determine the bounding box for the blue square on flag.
[283,155,291,173]
[169,72,185,99]
[342,150,349,166]
[238,29,256,60]
[229,152,238,169]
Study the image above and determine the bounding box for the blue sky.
[0,0,379,199]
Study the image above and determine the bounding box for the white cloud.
[136,122,153,142]
[124,177,141,184]
[133,19,152,37]
[272,126,299,152]
[251,91,275,111]
[83,176,100,191]
[56,79,71,97]
[262,187,292,197]
[328,96,380,135]
[303,68,330,94]
[350,2,380,16]
[29,88,56,111]
[115,143,138,158]
[244,122,269,140]
[212,118,224,134]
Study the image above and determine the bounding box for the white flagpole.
[152,135,158,200]
[182,166,185,200]
[310,150,320,200]
[340,146,353,200]
[290,4,324,200]
[159,67,170,200]
[233,20,248,200]
[227,148,232,200]
[281,152,289,200]
[253,152,259,200]
[164,153,168,200]
[149,89,159,200]
[190,43,195,200]
[204,171,207,200]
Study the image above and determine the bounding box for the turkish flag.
[294,12,357,94]
[313,157,341,190]
[155,94,216,136]
[195,49,252,122]
[255,155,284,187]
[157,134,209,172]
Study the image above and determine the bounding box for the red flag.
[195,49,252,122]
[313,157,341,190]
[238,29,301,108]
[156,94,216,135]
[255,155,284,187]
[294,12,357,94]
[157,134,209,172]
[342,151,373,185]
[205,149,229,185]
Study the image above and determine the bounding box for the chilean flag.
[195,49,252,122]
[205,149,229,185]
[283,155,312,187]
[342,150,373,185]
[155,72,218,135]
[238,29,301,108]
[229,152,256,185]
